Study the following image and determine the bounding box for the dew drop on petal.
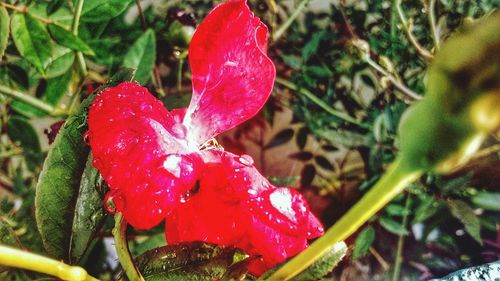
[171,123,187,139]
[269,188,296,222]
[238,154,254,166]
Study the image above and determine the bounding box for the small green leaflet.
[123,29,156,85]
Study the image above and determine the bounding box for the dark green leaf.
[300,164,316,187]
[296,126,308,150]
[11,13,52,75]
[289,151,313,161]
[81,0,133,23]
[264,128,294,149]
[47,0,65,15]
[70,154,107,264]
[10,100,48,118]
[281,54,302,69]
[379,216,408,236]
[315,156,334,170]
[352,226,375,259]
[446,199,482,244]
[123,29,156,84]
[471,191,500,211]
[429,260,500,281]
[302,31,326,61]
[0,6,9,61]
[48,24,95,56]
[35,70,134,261]
[261,242,347,281]
[6,116,43,171]
[135,242,247,281]
[0,219,21,247]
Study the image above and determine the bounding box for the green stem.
[363,56,422,100]
[0,84,65,116]
[272,0,309,42]
[391,193,411,281]
[428,0,439,49]
[265,158,422,281]
[0,245,99,281]
[113,213,145,281]
[395,0,433,60]
[275,77,368,128]
[177,58,184,91]
[71,0,88,78]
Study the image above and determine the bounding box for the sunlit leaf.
[123,29,156,84]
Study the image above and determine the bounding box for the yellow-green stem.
[0,245,99,281]
[391,192,411,281]
[265,158,422,281]
[272,0,309,42]
[71,0,88,78]
[113,213,145,281]
[0,84,66,116]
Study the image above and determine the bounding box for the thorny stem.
[265,158,422,281]
[428,0,440,49]
[71,0,88,78]
[395,0,433,60]
[0,245,99,281]
[0,85,66,116]
[363,56,422,100]
[391,193,411,281]
[275,77,368,128]
[272,0,310,42]
[113,213,145,281]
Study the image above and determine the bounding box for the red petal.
[88,82,200,229]
[164,150,323,275]
[184,0,276,144]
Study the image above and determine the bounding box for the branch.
[71,0,88,78]
[0,84,66,116]
[395,0,433,60]
[272,0,310,42]
[275,77,368,128]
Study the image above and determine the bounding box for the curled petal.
[184,0,276,144]
[88,82,199,229]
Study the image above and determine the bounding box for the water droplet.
[238,155,254,166]
[171,123,187,139]
[140,103,153,112]
[82,131,90,145]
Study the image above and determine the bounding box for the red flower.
[87,0,323,274]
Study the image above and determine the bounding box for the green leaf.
[379,216,409,236]
[35,70,134,261]
[45,69,74,105]
[429,260,500,281]
[69,154,107,264]
[0,6,9,61]
[352,226,375,260]
[123,29,156,84]
[6,116,43,172]
[44,48,75,78]
[11,12,52,75]
[385,204,410,217]
[446,199,482,245]
[48,24,95,56]
[135,242,247,281]
[471,191,500,211]
[47,0,65,15]
[81,0,133,23]
[261,242,347,281]
[302,30,326,62]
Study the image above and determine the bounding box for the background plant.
[0,0,498,280]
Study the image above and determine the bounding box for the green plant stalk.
[113,213,145,281]
[391,193,411,281]
[272,0,309,42]
[265,158,422,281]
[395,0,433,60]
[428,0,439,50]
[0,245,99,281]
[0,84,65,116]
[362,56,422,100]
[71,0,88,78]
[275,77,368,128]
